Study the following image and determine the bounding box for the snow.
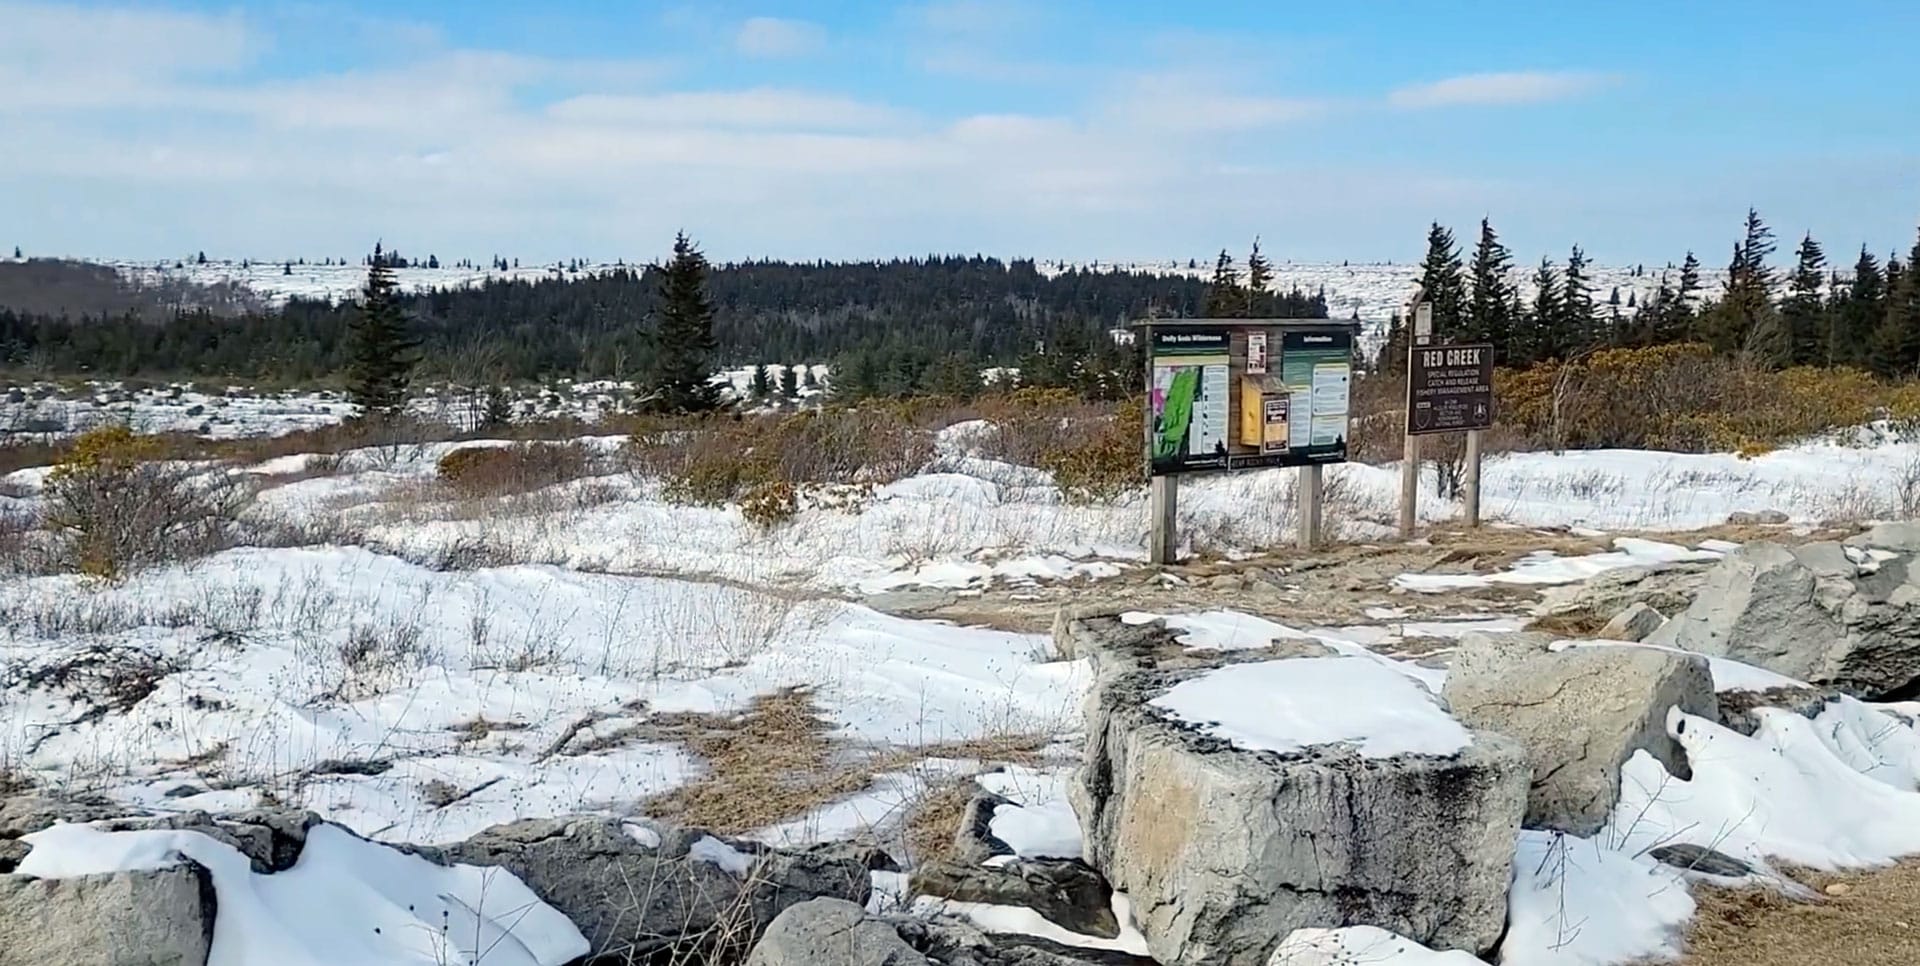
[976,766,1083,860]
[1501,831,1695,966]
[688,835,756,875]
[1554,640,1810,693]
[911,891,1153,957]
[18,823,587,966]
[1272,926,1485,964]
[1394,538,1724,593]
[1148,657,1472,758]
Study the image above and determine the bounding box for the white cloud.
[1388,70,1617,109]
[548,89,909,131]
[734,16,825,58]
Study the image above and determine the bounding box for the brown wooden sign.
[1406,343,1494,436]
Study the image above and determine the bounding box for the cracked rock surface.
[1060,614,1527,966]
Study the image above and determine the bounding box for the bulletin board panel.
[1142,320,1357,477]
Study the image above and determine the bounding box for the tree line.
[1384,210,1920,377]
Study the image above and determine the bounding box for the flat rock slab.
[0,863,215,966]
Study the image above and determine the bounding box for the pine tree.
[10,246,19,259]
[750,364,773,399]
[1244,238,1273,317]
[283,262,293,276]
[924,353,983,398]
[1561,245,1595,351]
[428,255,440,269]
[1656,251,1702,344]
[1836,247,1885,369]
[1782,233,1828,366]
[483,385,513,428]
[1416,223,1468,336]
[346,246,418,420]
[1706,209,1781,361]
[1377,313,1407,376]
[196,251,207,265]
[1205,249,1242,317]
[1526,257,1563,364]
[1466,218,1517,361]
[779,364,801,400]
[645,232,722,413]
[1872,234,1920,377]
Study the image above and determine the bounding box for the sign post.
[1404,340,1496,530]
[1397,299,1432,539]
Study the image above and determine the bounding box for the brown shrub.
[435,441,599,498]
[624,408,934,508]
[43,425,245,578]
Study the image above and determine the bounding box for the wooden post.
[1463,428,1483,527]
[1298,463,1323,549]
[1150,474,1179,565]
[1398,300,1433,539]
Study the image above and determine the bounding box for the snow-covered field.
[51,253,1722,328]
[6,407,1920,965]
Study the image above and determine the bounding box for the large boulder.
[421,816,873,963]
[910,858,1119,938]
[0,863,214,966]
[1598,602,1666,642]
[1648,542,1920,698]
[1442,632,1717,835]
[1066,615,1527,965]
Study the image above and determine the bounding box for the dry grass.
[1669,861,1920,966]
[637,688,1049,837]
[1524,610,1610,637]
[899,778,977,867]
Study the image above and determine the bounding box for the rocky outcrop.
[952,791,1017,866]
[1649,540,1920,698]
[1715,686,1840,737]
[1064,614,1527,965]
[746,898,1157,966]
[421,816,874,963]
[0,863,215,966]
[910,858,1119,938]
[1536,563,1710,623]
[1442,633,1717,835]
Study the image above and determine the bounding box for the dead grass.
[1669,861,1920,966]
[1524,610,1610,637]
[899,778,977,867]
[637,688,1049,836]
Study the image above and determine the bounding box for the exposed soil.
[1669,862,1920,966]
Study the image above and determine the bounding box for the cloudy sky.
[3,0,1917,265]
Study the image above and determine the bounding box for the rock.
[952,791,1017,866]
[1536,563,1710,623]
[910,858,1120,938]
[1067,616,1526,964]
[1851,522,1920,554]
[1727,509,1789,525]
[1826,882,1854,897]
[424,816,872,963]
[101,809,323,874]
[0,863,215,966]
[0,794,121,839]
[1442,633,1716,836]
[0,841,26,875]
[1598,602,1666,642]
[1648,542,1920,698]
[1715,686,1840,737]
[747,898,1156,966]
[1649,844,1755,879]
[867,588,959,618]
[745,898,926,966]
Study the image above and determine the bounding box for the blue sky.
[3,0,1916,265]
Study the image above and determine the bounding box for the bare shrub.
[41,425,245,577]
[625,409,935,508]
[330,617,433,700]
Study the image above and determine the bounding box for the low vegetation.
[42,425,244,578]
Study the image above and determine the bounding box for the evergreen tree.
[803,368,819,391]
[1872,235,1920,377]
[1836,247,1885,368]
[924,353,983,398]
[1562,245,1595,350]
[779,364,800,400]
[1244,237,1273,317]
[1782,233,1828,366]
[283,262,293,276]
[345,246,417,419]
[483,385,513,428]
[1416,223,1468,336]
[1205,249,1242,317]
[428,255,440,269]
[1526,257,1564,363]
[1466,218,1517,361]
[10,247,19,259]
[196,251,207,265]
[1705,209,1781,361]
[644,232,722,413]
[1377,312,1407,376]
[750,364,773,399]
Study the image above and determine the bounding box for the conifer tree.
[346,244,417,420]
[1377,313,1407,376]
[1836,247,1885,368]
[644,232,721,413]
[750,364,772,399]
[1526,257,1563,364]
[1872,235,1920,377]
[1782,233,1828,366]
[1562,245,1595,351]
[483,385,513,428]
[1466,218,1517,360]
[1244,237,1273,317]
[1416,223,1468,336]
[779,364,800,400]
[1205,249,1242,317]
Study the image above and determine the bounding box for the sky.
[2,0,1918,266]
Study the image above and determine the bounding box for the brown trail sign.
[1406,343,1495,436]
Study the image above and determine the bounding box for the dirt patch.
[637,688,1052,836]
[1671,862,1920,965]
